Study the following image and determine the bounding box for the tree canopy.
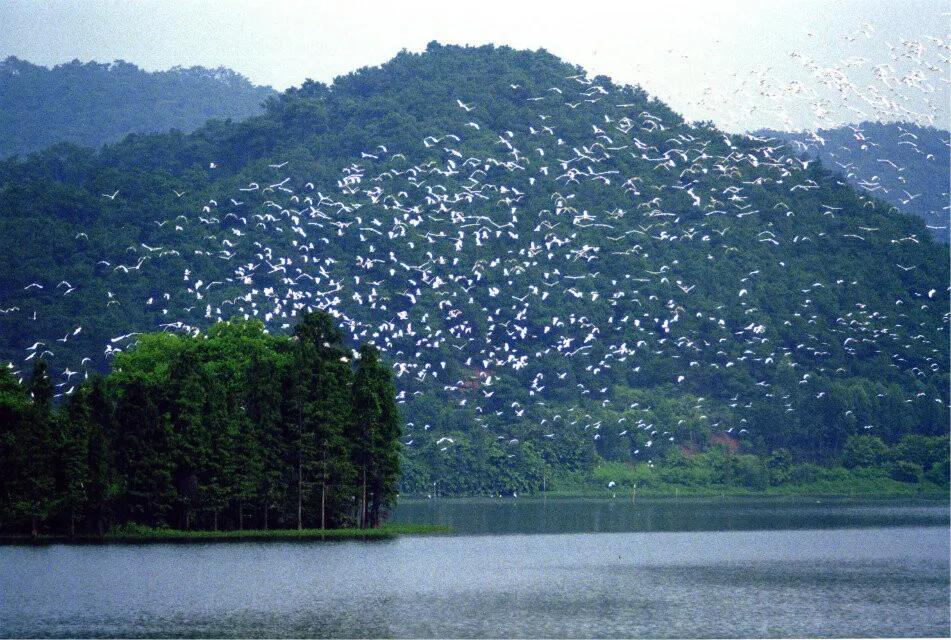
[0,312,402,536]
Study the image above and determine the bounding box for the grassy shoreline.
[400,491,949,501]
[400,481,949,501]
[540,483,949,500]
[0,522,450,546]
[536,464,950,500]
[537,487,949,500]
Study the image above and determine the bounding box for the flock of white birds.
[676,21,949,135]
[4,22,949,467]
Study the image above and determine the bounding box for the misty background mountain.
[0,56,276,158]
[761,123,950,241]
[0,44,946,495]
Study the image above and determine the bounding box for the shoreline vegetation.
[0,522,449,545]
[4,488,944,545]
[6,489,946,546]
[403,483,948,500]
[543,460,950,499]
[403,437,949,501]
[529,483,949,500]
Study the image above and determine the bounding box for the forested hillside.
[0,312,402,536]
[762,123,949,241]
[0,43,947,495]
[0,57,275,158]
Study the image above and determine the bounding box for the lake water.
[391,495,951,534]
[1,498,948,638]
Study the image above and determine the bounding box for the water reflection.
[1,500,948,638]
[390,496,949,534]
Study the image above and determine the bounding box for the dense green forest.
[0,56,275,158]
[0,312,402,536]
[0,43,947,496]
[761,123,949,241]
[579,433,949,496]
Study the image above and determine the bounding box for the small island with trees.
[0,311,446,542]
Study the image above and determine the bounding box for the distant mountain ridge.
[0,56,276,158]
[759,122,950,241]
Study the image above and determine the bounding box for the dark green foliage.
[84,376,117,535]
[892,434,948,470]
[352,344,402,527]
[0,365,55,535]
[290,313,357,529]
[889,460,923,483]
[0,312,401,535]
[57,390,91,534]
[0,369,29,523]
[15,362,57,535]
[924,459,949,486]
[0,57,275,158]
[766,449,794,486]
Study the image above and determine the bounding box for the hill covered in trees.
[0,312,401,536]
[0,43,947,496]
[761,123,949,241]
[0,56,275,158]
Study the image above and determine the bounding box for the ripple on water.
[0,504,948,638]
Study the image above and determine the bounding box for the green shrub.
[732,454,768,490]
[842,435,888,468]
[593,461,656,488]
[659,462,714,486]
[788,463,820,485]
[818,466,850,483]
[849,465,888,481]
[889,461,923,483]
[894,435,949,470]
[767,449,793,486]
[924,459,949,486]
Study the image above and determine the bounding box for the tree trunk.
[297,391,304,531]
[69,509,76,537]
[361,466,367,529]
[31,514,38,538]
[213,510,219,531]
[263,505,269,530]
[297,448,303,531]
[320,446,327,530]
[238,502,244,531]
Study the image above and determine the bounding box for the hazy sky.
[1,0,948,132]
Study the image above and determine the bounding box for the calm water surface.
[391,495,950,534]
[1,498,948,638]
